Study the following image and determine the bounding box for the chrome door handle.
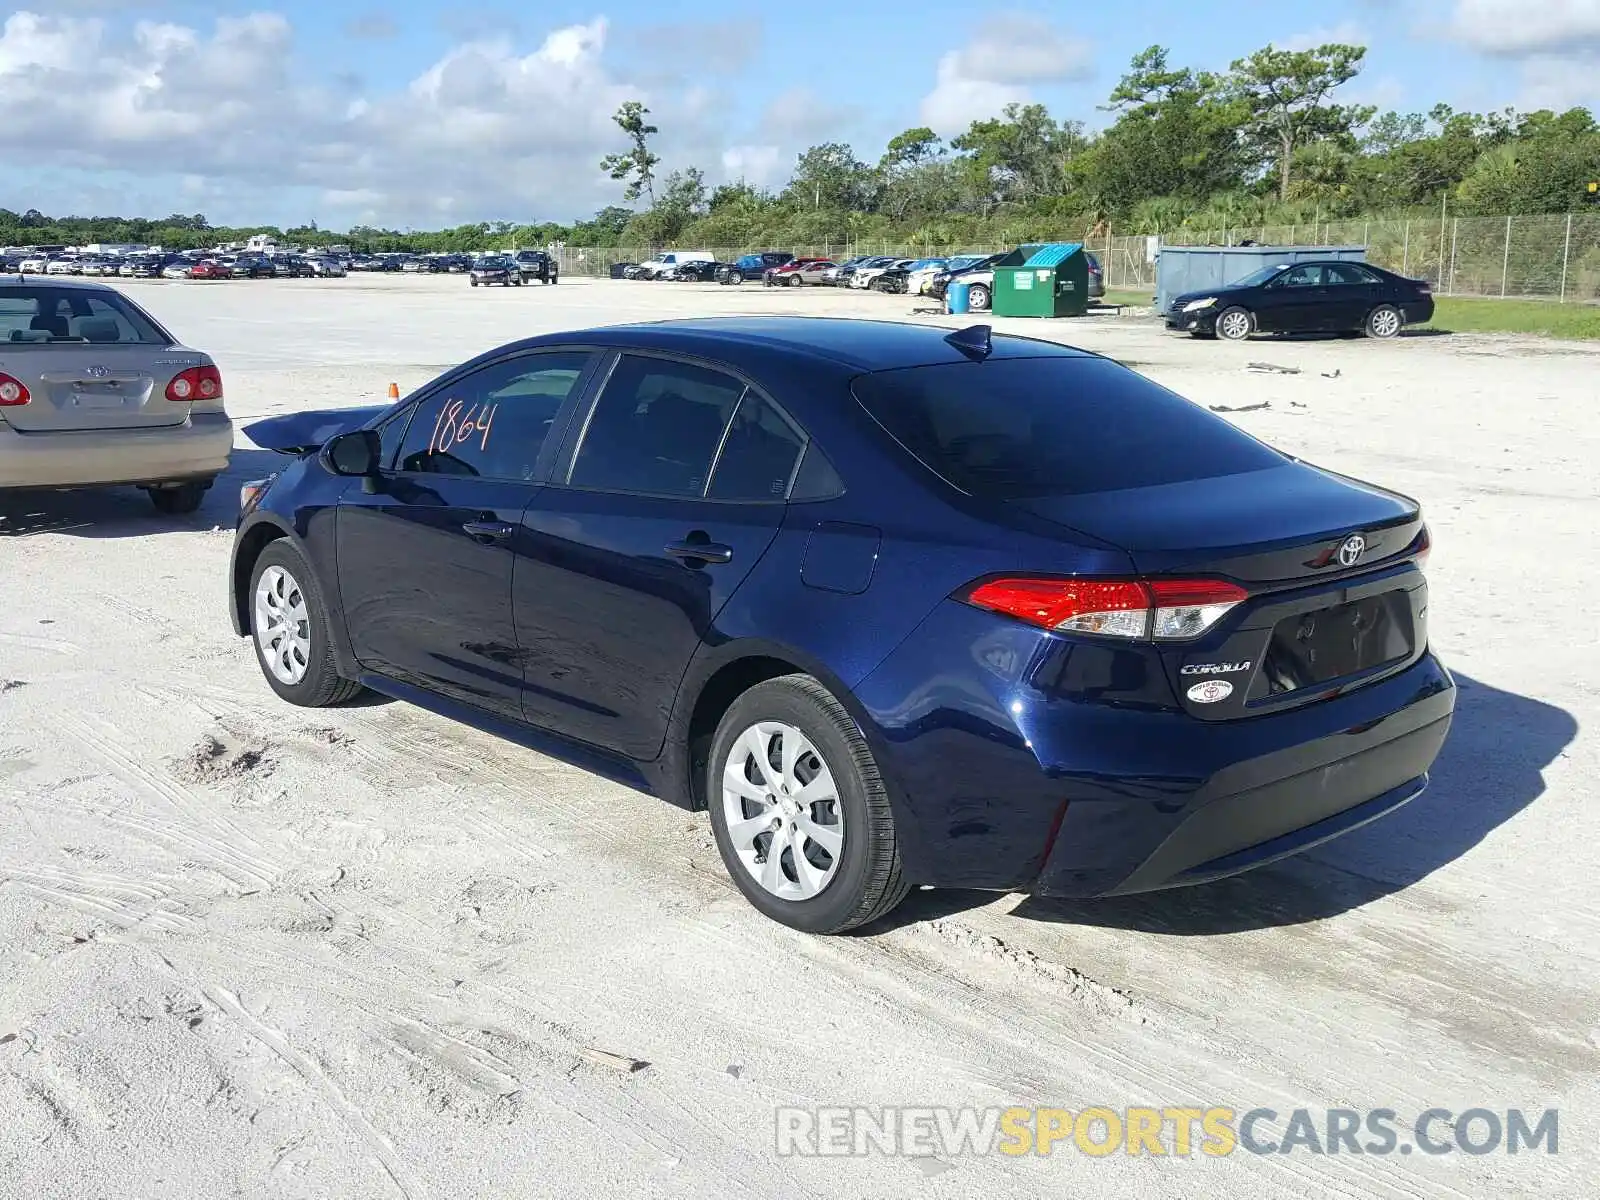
[462,519,514,543]
[664,539,733,565]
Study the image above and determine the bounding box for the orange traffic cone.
[387,382,399,400]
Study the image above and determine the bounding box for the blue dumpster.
[947,279,971,314]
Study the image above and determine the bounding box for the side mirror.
[322,429,382,492]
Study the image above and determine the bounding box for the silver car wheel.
[722,721,844,901]
[1370,307,1401,338]
[254,565,311,685]
[1218,309,1252,340]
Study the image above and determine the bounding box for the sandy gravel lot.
[2,275,1597,1199]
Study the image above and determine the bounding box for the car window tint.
[853,357,1285,499]
[1278,265,1325,288]
[0,287,165,344]
[1326,263,1380,286]
[707,392,806,501]
[569,355,743,497]
[397,351,593,480]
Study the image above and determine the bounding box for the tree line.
[3,41,1596,254]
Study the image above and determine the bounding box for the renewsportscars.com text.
[775,1106,1559,1158]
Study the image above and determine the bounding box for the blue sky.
[0,1,1595,228]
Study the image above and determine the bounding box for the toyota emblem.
[1336,534,1366,567]
[85,365,109,378]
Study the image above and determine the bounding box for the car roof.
[538,316,1096,372]
[0,275,122,294]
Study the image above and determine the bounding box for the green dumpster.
[992,242,1090,318]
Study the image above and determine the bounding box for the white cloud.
[1281,22,1371,52]
[918,13,1092,137]
[721,144,783,187]
[1447,0,1600,55]
[0,11,744,225]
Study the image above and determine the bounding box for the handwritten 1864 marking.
[430,398,497,457]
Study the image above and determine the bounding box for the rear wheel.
[248,540,364,707]
[1365,304,1402,339]
[1216,306,1253,341]
[708,675,908,933]
[147,481,207,515]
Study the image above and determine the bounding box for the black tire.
[728,272,743,286]
[148,481,207,514]
[707,674,909,934]
[1215,306,1253,341]
[247,540,364,708]
[470,279,478,287]
[549,273,558,285]
[967,282,991,311]
[1364,304,1403,339]
[788,273,804,287]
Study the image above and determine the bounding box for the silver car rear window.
[0,286,168,345]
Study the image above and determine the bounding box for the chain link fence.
[557,212,1600,303]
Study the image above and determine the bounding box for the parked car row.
[606,248,1105,312]
[5,249,349,281]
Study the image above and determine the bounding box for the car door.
[1256,264,1330,333]
[334,349,600,718]
[1322,262,1385,330]
[512,352,807,759]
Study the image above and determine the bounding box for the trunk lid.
[0,344,191,432]
[1013,462,1429,721]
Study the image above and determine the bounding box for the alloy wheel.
[1219,309,1252,340]
[254,565,312,685]
[722,722,844,901]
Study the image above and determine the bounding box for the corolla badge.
[1187,680,1234,704]
[1336,533,1366,567]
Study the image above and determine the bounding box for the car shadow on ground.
[0,448,285,538]
[864,671,1575,936]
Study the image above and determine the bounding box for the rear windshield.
[0,286,169,345]
[852,356,1285,498]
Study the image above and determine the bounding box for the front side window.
[568,355,744,498]
[1275,265,1325,288]
[396,351,593,480]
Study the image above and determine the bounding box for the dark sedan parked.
[672,260,727,282]
[1166,260,1435,340]
[469,256,522,287]
[231,317,1452,934]
[718,252,793,284]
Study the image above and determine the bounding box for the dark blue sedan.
[231,317,1454,933]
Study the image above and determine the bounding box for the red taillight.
[166,365,222,402]
[964,576,1248,641]
[0,373,30,406]
[1413,525,1431,569]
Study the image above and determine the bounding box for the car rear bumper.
[0,411,233,489]
[853,601,1455,897]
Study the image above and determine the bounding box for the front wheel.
[788,274,804,287]
[248,540,364,707]
[708,675,908,933]
[967,282,991,311]
[1365,304,1402,339]
[728,272,743,285]
[470,279,478,287]
[1216,306,1253,341]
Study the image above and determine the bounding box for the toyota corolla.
[230,317,1453,933]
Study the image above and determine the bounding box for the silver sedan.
[0,278,232,513]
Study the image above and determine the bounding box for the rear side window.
[852,357,1285,499]
[0,287,168,344]
[569,355,744,497]
[707,392,806,501]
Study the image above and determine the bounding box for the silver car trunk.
[0,284,193,432]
